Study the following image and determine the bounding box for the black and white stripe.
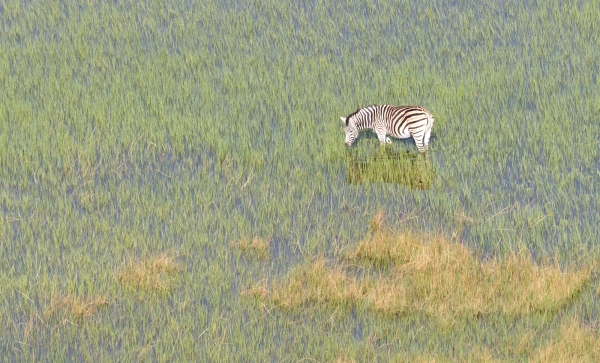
[340,105,434,153]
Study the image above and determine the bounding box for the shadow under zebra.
[345,148,435,190]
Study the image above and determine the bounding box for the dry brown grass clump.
[369,209,386,231]
[350,229,425,267]
[234,236,271,259]
[118,253,181,292]
[334,358,356,363]
[354,231,590,317]
[532,319,600,362]
[45,294,108,320]
[261,230,591,320]
[269,258,363,309]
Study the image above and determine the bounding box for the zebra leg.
[410,129,426,152]
[423,128,432,151]
[375,130,389,145]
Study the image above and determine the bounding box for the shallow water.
[1,0,600,360]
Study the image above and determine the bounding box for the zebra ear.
[340,117,346,124]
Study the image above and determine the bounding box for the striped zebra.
[340,105,434,153]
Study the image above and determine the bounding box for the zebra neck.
[355,120,372,130]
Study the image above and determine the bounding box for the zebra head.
[340,116,358,146]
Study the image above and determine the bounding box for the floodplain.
[1,0,599,361]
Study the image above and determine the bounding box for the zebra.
[340,105,434,153]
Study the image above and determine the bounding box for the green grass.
[1,0,600,361]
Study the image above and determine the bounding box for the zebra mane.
[345,105,377,126]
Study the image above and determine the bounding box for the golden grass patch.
[334,358,355,363]
[118,253,181,293]
[369,209,386,231]
[260,230,591,320]
[45,294,108,320]
[242,283,270,300]
[234,236,271,259]
[269,258,363,309]
[532,318,600,362]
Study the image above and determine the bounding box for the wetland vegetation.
[1,0,599,361]
[345,147,435,189]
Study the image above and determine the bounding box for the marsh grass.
[117,253,182,294]
[393,349,497,363]
[233,236,271,259]
[335,318,600,362]
[533,318,600,362]
[345,148,435,189]
[2,0,600,360]
[262,229,591,321]
[369,209,386,232]
[355,231,591,318]
[242,283,270,300]
[44,294,109,320]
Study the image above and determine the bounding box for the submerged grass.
[346,148,436,189]
[336,318,600,362]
